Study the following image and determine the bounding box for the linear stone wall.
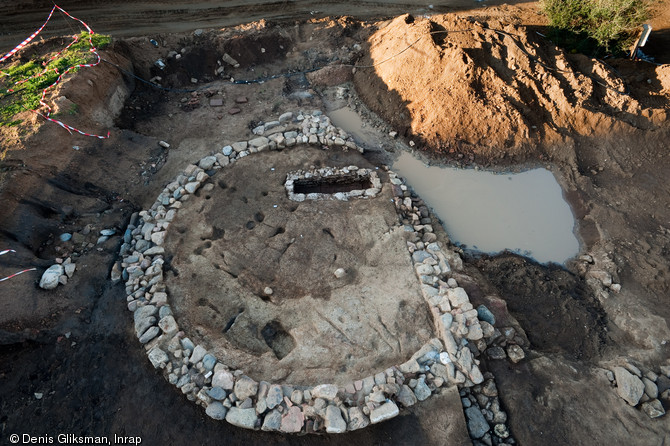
[115,110,510,435]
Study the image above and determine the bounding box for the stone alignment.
[285,167,381,202]
[115,110,513,438]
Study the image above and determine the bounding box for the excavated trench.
[292,176,373,195]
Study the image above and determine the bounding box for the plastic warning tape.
[0,268,37,282]
[9,35,81,90]
[0,6,57,63]
[0,4,110,139]
[0,250,36,283]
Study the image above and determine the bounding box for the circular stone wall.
[117,110,487,434]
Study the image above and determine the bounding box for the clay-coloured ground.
[165,146,433,385]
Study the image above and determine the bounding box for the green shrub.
[541,0,652,55]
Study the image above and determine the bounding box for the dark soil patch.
[474,254,610,360]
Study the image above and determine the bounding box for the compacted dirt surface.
[1,1,670,445]
[165,147,434,385]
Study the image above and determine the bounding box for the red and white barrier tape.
[0,249,36,282]
[0,6,57,63]
[0,4,110,139]
[0,268,37,283]
[8,35,81,90]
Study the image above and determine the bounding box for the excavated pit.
[292,176,373,195]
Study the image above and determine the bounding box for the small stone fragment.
[198,156,217,170]
[280,405,304,433]
[413,377,432,401]
[40,264,64,290]
[487,346,506,360]
[494,423,509,439]
[325,405,347,433]
[290,389,303,405]
[138,326,159,344]
[266,384,283,410]
[202,354,217,371]
[347,406,370,430]
[207,387,227,401]
[206,402,227,420]
[396,384,418,407]
[64,262,76,278]
[465,406,489,439]
[477,305,496,325]
[613,367,645,406]
[234,375,259,401]
[446,287,469,307]
[147,347,169,368]
[643,377,659,399]
[506,345,525,363]
[262,409,282,431]
[370,401,400,424]
[189,345,207,364]
[225,407,258,429]
[641,399,665,418]
[312,384,338,400]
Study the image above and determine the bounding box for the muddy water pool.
[327,106,580,264]
[392,151,579,264]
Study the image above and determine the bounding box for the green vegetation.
[541,0,653,56]
[0,32,111,127]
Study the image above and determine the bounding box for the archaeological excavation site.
[1,1,669,445]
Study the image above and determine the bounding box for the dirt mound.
[354,14,670,158]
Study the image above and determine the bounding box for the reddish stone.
[280,406,304,433]
[228,108,241,115]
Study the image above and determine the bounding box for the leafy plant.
[0,32,111,127]
[541,0,653,55]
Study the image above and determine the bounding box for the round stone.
[494,423,509,438]
[205,402,227,420]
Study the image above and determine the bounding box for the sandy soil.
[1,1,669,445]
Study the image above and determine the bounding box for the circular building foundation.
[117,110,487,434]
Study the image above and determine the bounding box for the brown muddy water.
[327,106,579,264]
[393,152,579,264]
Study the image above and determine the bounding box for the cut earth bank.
[1,3,670,446]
